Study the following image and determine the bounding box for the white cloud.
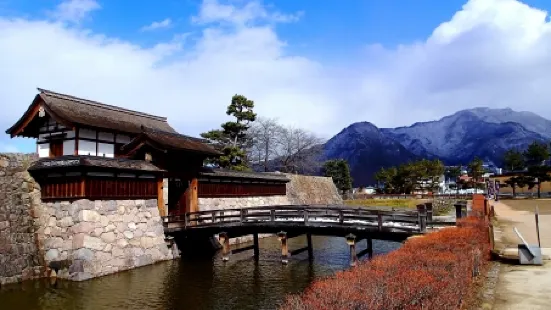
[49,0,100,23]
[192,0,303,26]
[141,18,173,32]
[2,0,551,153]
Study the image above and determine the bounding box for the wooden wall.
[39,176,158,200]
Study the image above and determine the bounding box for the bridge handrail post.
[417,204,427,233]
[185,213,189,228]
[425,202,433,223]
[270,209,276,222]
[240,208,245,223]
[377,212,383,231]
[304,209,309,225]
[211,211,216,224]
[338,210,344,224]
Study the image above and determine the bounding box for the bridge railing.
[356,194,474,200]
[163,205,429,233]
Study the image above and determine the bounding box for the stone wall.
[0,153,177,285]
[284,174,343,205]
[36,199,177,281]
[0,153,44,286]
[198,195,290,211]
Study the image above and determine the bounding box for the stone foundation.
[0,153,178,285]
[0,154,44,285]
[37,199,177,281]
[198,195,290,211]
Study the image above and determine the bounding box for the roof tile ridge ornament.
[36,87,169,122]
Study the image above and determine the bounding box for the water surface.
[0,236,400,310]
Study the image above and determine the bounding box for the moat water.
[0,236,401,310]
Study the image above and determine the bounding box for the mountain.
[323,122,419,187]
[324,108,551,186]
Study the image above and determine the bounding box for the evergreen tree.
[467,157,485,189]
[323,159,353,195]
[523,141,551,198]
[503,149,525,172]
[201,94,257,171]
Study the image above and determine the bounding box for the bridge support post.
[253,233,260,260]
[219,232,230,261]
[307,233,313,260]
[346,234,358,267]
[367,238,373,259]
[277,231,289,264]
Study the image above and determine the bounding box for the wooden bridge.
[162,204,449,265]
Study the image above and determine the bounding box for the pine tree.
[201,94,257,171]
[323,159,353,195]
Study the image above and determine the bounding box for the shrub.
[280,194,489,310]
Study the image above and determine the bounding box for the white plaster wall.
[38,144,50,158]
[97,143,114,158]
[63,140,75,156]
[116,134,131,143]
[78,141,96,156]
[98,132,114,142]
[79,128,96,139]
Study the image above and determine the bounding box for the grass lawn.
[344,199,419,209]
[500,199,551,215]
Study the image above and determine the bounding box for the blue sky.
[2,0,551,153]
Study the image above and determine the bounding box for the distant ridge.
[323,107,551,186]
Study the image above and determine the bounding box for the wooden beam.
[189,178,199,213]
[307,233,313,260]
[253,233,260,260]
[74,128,79,156]
[277,231,288,264]
[157,177,165,217]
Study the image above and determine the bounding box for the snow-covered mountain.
[324,108,551,186]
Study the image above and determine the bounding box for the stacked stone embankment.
[38,199,177,281]
[0,153,177,285]
[0,153,43,285]
[284,174,343,205]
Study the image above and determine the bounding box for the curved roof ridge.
[38,88,168,122]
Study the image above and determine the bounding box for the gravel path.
[490,199,551,309]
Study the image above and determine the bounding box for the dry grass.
[344,199,419,209]
[499,199,551,215]
[280,195,490,310]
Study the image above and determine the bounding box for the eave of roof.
[121,127,222,156]
[199,167,290,182]
[28,155,165,173]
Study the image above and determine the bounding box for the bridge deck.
[163,205,429,242]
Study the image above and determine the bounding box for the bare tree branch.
[247,117,283,171]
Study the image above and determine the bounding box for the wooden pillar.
[346,234,358,267]
[157,177,165,217]
[253,233,260,260]
[219,232,230,261]
[367,238,373,259]
[306,233,313,260]
[417,204,427,233]
[189,178,199,213]
[277,231,288,264]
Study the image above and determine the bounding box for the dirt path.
[490,200,551,309]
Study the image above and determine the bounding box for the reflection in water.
[0,236,401,310]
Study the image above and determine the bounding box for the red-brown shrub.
[280,195,490,310]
